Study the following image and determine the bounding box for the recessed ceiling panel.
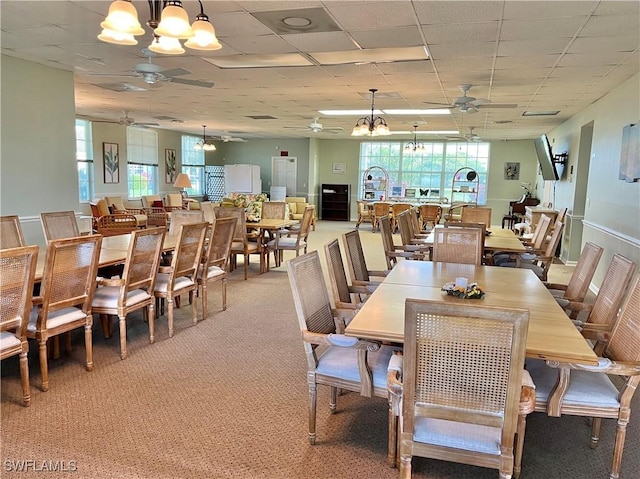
[252,8,342,35]
[310,46,428,65]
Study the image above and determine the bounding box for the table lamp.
[173,173,192,199]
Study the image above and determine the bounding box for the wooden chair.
[341,229,388,287]
[355,200,373,228]
[285,251,400,449]
[0,215,25,249]
[546,242,604,315]
[261,201,287,219]
[196,217,236,319]
[418,204,441,232]
[408,208,429,239]
[91,227,165,359]
[214,207,261,280]
[498,220,564,282]
[324,238,371,310]
[563,254,636,348]
[527,273,640,479]
[460,205,492,227]
[392,300,530,479]
[379,215,425,269]
[493,214,551,266]
[165,193,184,209]
[390,203,412,233]
[396,210,430,255]
[168,210,204,235]
[372,202,392,232]
[95,214,139,237]
[200,201,216,225]
[431,225,485,265]
[153,222,208,337]
[40,211,80,241]
[0,245,38,406]
[26,235,102,391]
[265,205,314,270]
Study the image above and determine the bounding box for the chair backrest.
[0,245,38,337]
[556,207,568,224]
[324,238,358,309]
[605,274,640,365]
[120,227,165,301]
[286,251,337,341]
[292,205,314,245]
[261,201,287,220]
[171,222,208,284]
[104,196,127,211]
[391,203,411,217]
[563,242,604,302]
[213,207,247,245]
[169,210,204,235]
[461,206,492,228]
[543,221,563,258]
[165,193,183,207]
[95,199,110,216]
[96,214,138,236]
[409,208,422,234]
[342,229,371,283]
[379,215,398,270]
[419,204,441,230]
[586,254,636,330]
[40,211,80,241]
[357,200,372,217]
[402,300,529,468]
[530,214,552,251]
[202,217,237,272]
[432,225,484,265]
[39,235,102,317]
[0,215,26,249]
[200,201,216,224]
[373,202,391,218]
[141,195,162,209]
[396,210,414,247]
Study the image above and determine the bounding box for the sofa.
[285,197,316,230]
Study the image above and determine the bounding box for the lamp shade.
[185,18,222,50]
[173,173,192,189]
[154,2,194,39]
[100,0,145,35]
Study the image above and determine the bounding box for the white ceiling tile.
[500,17,587,41]
[327,2,418,30]
[581,14,640,36]
[428,41,496,59]
[422,22,500,44]
[569,36,640,54]
[222,34,296,55]
[502,1,597,20]
[497,38,571,57]
[281,31,356,52]
[413,1,504,25]
[351,26,424,49]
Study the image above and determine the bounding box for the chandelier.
[98,1,222,53]
[194,125,216,151]
[404,124,425,153]
[351,88,391,137]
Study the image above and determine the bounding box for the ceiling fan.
[426,84,518,114]
[447,126,481,141]
[92,110,159,127]
[89,50,214,89]
[215,133,248,143]
[285,117,344,134]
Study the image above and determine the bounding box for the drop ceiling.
[1,1,638,141]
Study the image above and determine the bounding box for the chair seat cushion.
[526,358,620,409]
[27,306,87,332]
[0,331,22,352]
[92,286,151,309]
[267,238,306,249]
[316,344,396,389]
[413,417,502,455]
[154,274,194,293]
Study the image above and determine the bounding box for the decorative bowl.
[441,282,485,299]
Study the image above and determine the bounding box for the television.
[533,134,559,181]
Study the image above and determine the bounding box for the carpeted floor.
[1,220,637,479]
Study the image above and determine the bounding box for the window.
[127,127,158,198]
[359,141,489,204]
[181,135,205,196]
[75,119,94,202]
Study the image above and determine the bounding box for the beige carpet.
[1,220,637,479]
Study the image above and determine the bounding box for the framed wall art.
[103,142,119,184]
[504,162,520,180]
[165,149,177,183]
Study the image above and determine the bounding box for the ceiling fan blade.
[133,122,160,127]
[88,72,139,78]
[169,77,215,88]
[161,68,191,78]
[424,101,452,107]
[479,103,518,109]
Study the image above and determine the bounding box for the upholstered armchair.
[286,196,316,230]
[104,196,147,228]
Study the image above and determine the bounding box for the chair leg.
[590,417,602,448]
[308,381,317,445]
[38,338,49,392]
[84,322,94,372]
[100,314,112,339]
[222,278,227,311]
[148,304,155,344]
[514,414,527,479]
[19,347,31,407]
[119,315,127,360]
[244,254,249,280]
[191,289,198,325]
[201,283,208,321]
[329,386,337,414]
[387,405,398,467]
[610,417,628,479]
[167,297,175,337]
[399,453,411,479]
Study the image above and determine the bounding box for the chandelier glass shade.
[98,0,221,52]
[404,125,425,153]
[351,88,391,137]
[194,125,216,151]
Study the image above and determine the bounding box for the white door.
[272,156,297,196]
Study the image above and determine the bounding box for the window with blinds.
[75,119,94,202]
[127,127,158,198]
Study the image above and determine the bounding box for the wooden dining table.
[345,260,598,366]
[425,224,527,254]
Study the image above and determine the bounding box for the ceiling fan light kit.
[404,125,425,153]
[351,89,391,137]
[99,0,221,53]
[194,125,216,151]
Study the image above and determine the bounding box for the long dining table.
[344,260,598,366]
[425,224,527,254]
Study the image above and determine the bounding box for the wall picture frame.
[103,142,119,184]
[332,162,346,174]
[504,162,520,180]
[165,149,177,183]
